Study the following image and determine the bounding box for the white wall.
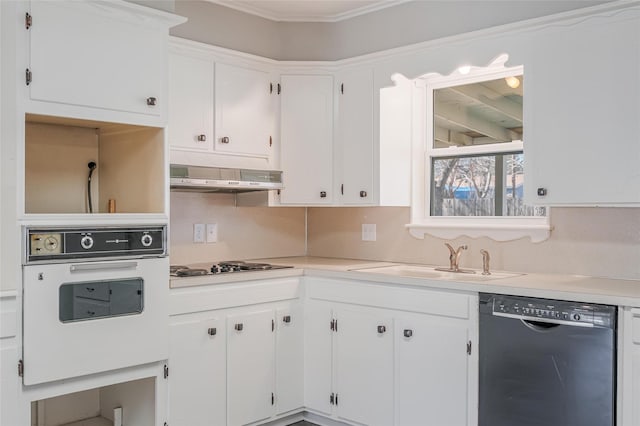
[307,207,640,281]
[169,192,306,265]
[171,0,608,60]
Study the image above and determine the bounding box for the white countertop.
[169,256,640,306]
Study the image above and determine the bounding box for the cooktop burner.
[170,261,293,277]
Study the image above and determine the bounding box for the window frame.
[407,62,551,242]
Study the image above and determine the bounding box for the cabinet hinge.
[271,392,275,405]
[269,136,272,147]
[467,340,472,355]
[164,364,169,379]
[335,393,339,405]
[330,392,335,405]
[18,359,24,377]
[330,319,338,332]
[25,12,32,29]
[25,68,32,86]
[270,82,273,94]
[272,319,275,332]
[277,83,281,95]
[340,83,344,94]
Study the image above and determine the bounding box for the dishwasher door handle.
[492,312,594,328]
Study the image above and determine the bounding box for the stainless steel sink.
[352,264,524,281]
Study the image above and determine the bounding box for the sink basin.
[353,264,524,282]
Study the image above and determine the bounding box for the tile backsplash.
[306,207,640,281]
[169,192,306,265]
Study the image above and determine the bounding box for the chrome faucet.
[480,249,491,275]
[445,243,467,272]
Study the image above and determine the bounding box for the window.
[407,57,550,242]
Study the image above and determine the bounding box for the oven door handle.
[70,261,138,273]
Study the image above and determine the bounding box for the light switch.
[362,224,376,241]
[206,223,218,243]
[193,223,205,243]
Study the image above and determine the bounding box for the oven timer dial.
[141,234,153,247]
[80,235,94,250]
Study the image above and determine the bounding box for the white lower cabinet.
[227,309,276,426]
[168,278,303,426]
[396,313,473,426]
[334,308,394,426]
[304,278,478,426]
[168,316,226,426]
[621,307,640,426]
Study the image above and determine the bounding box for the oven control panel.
[26,226,166,263]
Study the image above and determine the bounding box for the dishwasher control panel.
[488,294,615,328]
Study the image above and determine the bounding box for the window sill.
[406,217,551,242]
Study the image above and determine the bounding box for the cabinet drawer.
[306,277,472,319]
[72,282,110,301]
[68,298,111,321]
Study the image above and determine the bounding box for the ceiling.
[206,0,410,22]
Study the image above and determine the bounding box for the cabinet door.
[215,63,274,158]
[227,309,275,426]
[275,305,304,415]
[280,74,334,204]
[336,68,375,205]
[396,314,472,426]
[525,13,640,205]
[168,316,226,426]
[303,302,333,415]
[29,1,165,117]
[168,50,214,152]
[335,308,394,426]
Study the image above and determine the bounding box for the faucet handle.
[480,249,491,275]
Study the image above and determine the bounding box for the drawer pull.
[403,329,413,338]
[283,315,291,323]
[207,327,217,336]
[377,325,386,334]
[234,323,243,332]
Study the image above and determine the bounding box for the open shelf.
[25,114,165,215]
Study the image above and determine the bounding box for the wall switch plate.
[362,224,376,241]
[193,223,205,243]
[206,223,218,243]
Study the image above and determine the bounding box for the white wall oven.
[22,226,168,386]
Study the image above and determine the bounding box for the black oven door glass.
[59,278,144,322]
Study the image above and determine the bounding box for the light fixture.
[505,76,520,89]
[458,65,471,75]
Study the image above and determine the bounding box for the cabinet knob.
[283,315,291,323]
[537,187,548,196]
[234,323,243,331]
[320,191,327,198]
[360,190,367,198]
[207,327,217,336]
[146,97,157,106]
[377,325,387,334]
[220,136,230,144]
[403,329,413,338]
[197,134,207,142]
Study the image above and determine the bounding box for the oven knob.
[573,313,581,321]
[80,235,94,250]
[141,234,153,247]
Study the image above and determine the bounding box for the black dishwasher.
[479,293,617,426]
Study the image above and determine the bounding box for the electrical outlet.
[206,223,218,243]
[193,223,205,243]
[362,224,376,241]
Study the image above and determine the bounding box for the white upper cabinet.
[168,38,278,169]
[279,74,334,204]
[524,10,640,206]
[27,1,183,125]
[215,63,274,158]
[168,49,214,152]
[335,67,375,205]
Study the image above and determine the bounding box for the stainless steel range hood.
[170,164,283,193]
